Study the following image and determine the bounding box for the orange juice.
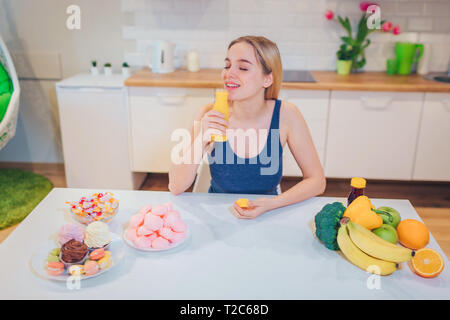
[211,90,229,142]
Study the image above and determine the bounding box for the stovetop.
[282,70,316,82]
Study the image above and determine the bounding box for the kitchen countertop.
[1,188,449,299]
[125,68,450,93]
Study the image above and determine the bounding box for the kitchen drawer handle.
[360,97,392,110]
[157,94,186,105]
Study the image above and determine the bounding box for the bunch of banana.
[337,217,414,276]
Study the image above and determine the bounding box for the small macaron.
[68,264,84,276]
[164,213,179,228]
[89,248,105,261]
[49,248,61,256]
[151,236,170,249]
[126,228,138,242]
[83,261,99,276]
[46,262,65,276]
[97,251,113,270]
[129,213,145,229]
[145,232,157,242]
[171,219,187,233]
[47,254,60,263]
[144,214,164,231]
[172,231,186,243]
[235,198,249,208]
[137,225,154,236]
[134,236,152,249]
[159,227,175,242]
[152,205,168,216]
[137,204,152,215]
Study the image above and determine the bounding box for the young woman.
[169,36,326,219]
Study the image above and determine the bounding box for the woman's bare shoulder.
[280,100,306,127]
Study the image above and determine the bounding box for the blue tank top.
[208,99,283,195]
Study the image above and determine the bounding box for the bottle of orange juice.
[211,89,229,142]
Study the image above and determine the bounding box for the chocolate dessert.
[60,239,88,263]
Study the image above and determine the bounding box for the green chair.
[0,35,20,150]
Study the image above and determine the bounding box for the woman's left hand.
[232,198,275,219]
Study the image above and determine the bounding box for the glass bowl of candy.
[66,192,119,225]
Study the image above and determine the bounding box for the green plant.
[122,62,129,68]
[336,44,355,61]
[337,14,381,71]
[104,63,112,67]
[314,202,347,250]
[91,60,97,67]
[325,2,401,72]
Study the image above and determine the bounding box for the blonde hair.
[228,36,283,100]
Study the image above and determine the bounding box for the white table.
[1,188,449,300]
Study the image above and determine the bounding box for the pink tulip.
[382,21,393,32]
[360,2,378,12]
[324,10,334,20]
[393,25,401,35]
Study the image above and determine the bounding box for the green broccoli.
[314,202,346,250]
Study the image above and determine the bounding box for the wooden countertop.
[125,67,450,93]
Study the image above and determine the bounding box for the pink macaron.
[145,232,158,242]
[129,213,145,229]
[137,225,154,236]
[167,210,180,219]
[164,213,179,228]
[134,236,153,249]
[126,228,138,242]
[47,262,65,276]
[83,260,99,276]
[152,205,168,217]
[144,214,164,231]
[89,248,105,261]
[137,204,152,215]
[171,219,187,233]
[159,227,175,242]
[172,231,186,243]
[151,236,170,249]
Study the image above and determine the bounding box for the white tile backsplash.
[122,0,450,72]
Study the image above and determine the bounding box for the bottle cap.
[350,177,366,189]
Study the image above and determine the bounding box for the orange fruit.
[397,219,429,250]
[411,248,444,278]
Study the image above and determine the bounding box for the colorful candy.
[66,192,119,225]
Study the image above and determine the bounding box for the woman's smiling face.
[222,41,272,101]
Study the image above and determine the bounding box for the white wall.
[0,0,449,164]
[123,0,450,72]
[0,0,125,163]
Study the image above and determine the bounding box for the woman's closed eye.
[223,65,248,71]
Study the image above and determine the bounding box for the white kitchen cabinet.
[413,93,450,181]
[325,91,423,180]
[56,74,146,189]
[279,90,330,176]
[129,87,214,172]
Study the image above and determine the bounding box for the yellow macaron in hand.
[235,198,249,208]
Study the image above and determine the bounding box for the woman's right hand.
[200,109,229,149]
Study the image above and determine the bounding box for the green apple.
[372,224,398,244]
[374,206,401,228]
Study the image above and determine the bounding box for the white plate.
[30,233,125,282]
[122,227,190,252]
